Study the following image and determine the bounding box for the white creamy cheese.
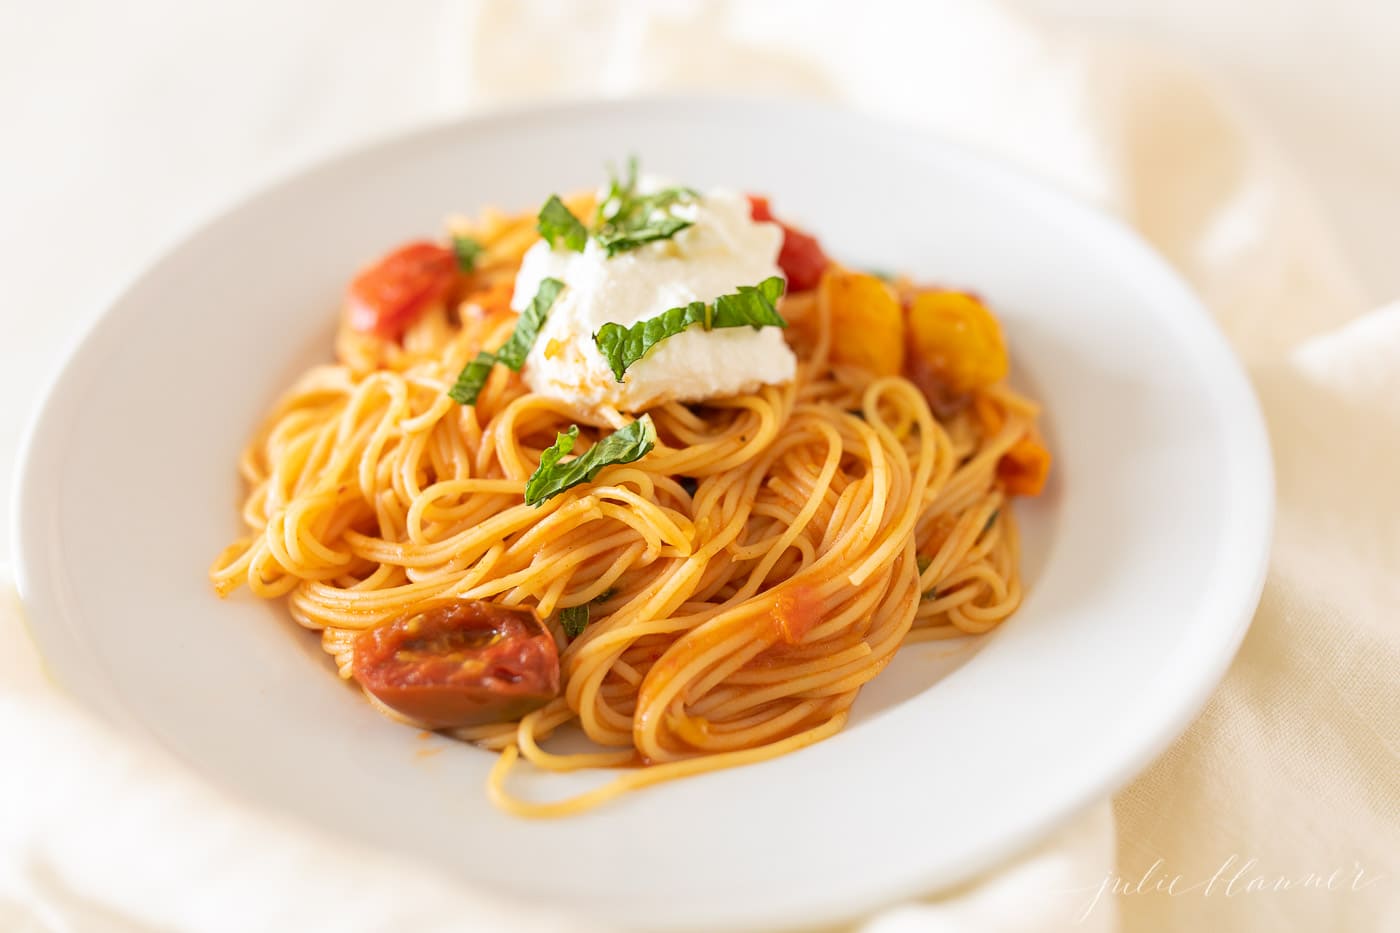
[513,182,795,413]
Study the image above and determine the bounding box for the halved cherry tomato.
[347,241,458,340]
[820,269,905,376]
[747,195,832,292]
[351,599,560,729]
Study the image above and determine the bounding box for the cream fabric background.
[2,1,1396,930]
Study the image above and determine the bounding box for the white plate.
[12,97,1272,930]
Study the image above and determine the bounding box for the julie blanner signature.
[1074,855,1384,922]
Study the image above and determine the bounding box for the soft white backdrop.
[3,2,1397,931]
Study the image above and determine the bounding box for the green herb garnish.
[916,554,941,600]
[496,277,564,369]
[982,509,1000,536]
[537,196,588,252]
[593,588,617,603]
[594,276,786,381]
[595,214,692,257]
[447,277,565,405]
[524,416,657,506]
[447,350,500,405]
[452,234,484,271]
[558,604,589,638]
[592,157,697,257]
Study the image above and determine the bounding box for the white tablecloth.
[3,2,1396,930]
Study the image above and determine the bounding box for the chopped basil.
[447,350,499,405]
[982,509,1001,535]
[495,277,564,370]
[452,234,484,271]
[558,604,589,638]
[916,554,940,600]
[593,276,786,381]
[537,196,588,252]
[592,157,697,257]
[523,415,657,506]
[447,277,565,405]
[595,214,693,257]
[593,588,617,603]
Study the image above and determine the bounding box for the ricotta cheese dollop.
[513,182,796,413]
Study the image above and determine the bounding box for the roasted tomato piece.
[347,241,458,340]
[747,195,832,291]
[820,269,905,376]
[351,599,560,729]
[905,289,1009,399]
[770,584,824,645]
[997,433,1052,497]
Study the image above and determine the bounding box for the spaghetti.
[211,186,1049,817]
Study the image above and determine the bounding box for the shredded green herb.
[447,277,565,405]
[558,604,590,638]
[594,276,786,381]
[916,554,941,600]
[452,234,484,272]
[447,350,500,406]
[537,196,588,252]
[591,157,697,256]
[523,415,657,506]
[495,277,565,370]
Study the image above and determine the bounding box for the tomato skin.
[771,584,824,645]
[351,600,560,729]
[747,195,832,292]
[347,241,458,340]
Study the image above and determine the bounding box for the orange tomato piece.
[906,291,1009,395]
[821,270,904,376]
[998,432,1052,497]
[770,584,824,645]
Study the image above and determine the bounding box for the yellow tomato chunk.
[822,270,904,376]
[906,291,1009,394]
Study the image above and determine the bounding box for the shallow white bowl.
[13,97,1272,930]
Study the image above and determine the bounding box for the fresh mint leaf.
[447,278,564,405]
[537,195,587,252]
[495,277,564,370]
[593,158,697,257]
[452,234,484,271]
[916,554,941,600]
[593,276,786,381]
[595,214,693,257]
[447,350,498,405]
[558,604,589,638]
[524,416,657,506]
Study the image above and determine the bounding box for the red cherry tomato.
[747,195,832,292]
[346,241,458,339]
[351,600,560,729]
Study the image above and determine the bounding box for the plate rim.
[10,94,1275,930]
